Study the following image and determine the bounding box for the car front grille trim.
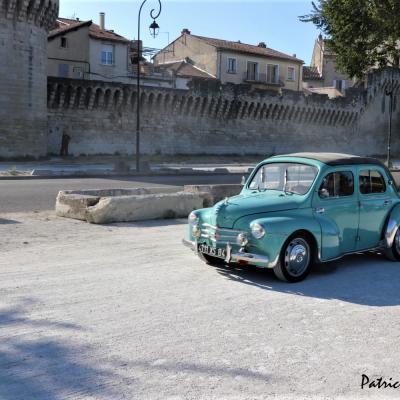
[200,223,243,245]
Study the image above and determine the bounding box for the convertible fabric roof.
[275,153,386,167]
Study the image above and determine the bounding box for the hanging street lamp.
[135,0,162,172]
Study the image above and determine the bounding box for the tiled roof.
[49,18,91,38]
[303,66,323,81]
[157,61,216,79]
[191,34,303,63]
[49,18,130,44]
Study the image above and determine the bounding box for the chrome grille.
[200,223,242,245]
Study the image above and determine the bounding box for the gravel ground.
[1,212,400,400]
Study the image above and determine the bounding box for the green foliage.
[300,0,400,79]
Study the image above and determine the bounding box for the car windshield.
[248,162,318,195]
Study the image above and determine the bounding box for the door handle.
[315,207,325,214]
[383,200,392,207]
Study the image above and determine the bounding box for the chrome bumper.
[182,239,270,268]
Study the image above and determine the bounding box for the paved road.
[1,211,399,399]
[0,174,242,213]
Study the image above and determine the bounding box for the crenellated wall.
[46,69,399,157]
[0,0,59,158]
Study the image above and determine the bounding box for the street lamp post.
[386,67,395,169]
[136,0,161,172]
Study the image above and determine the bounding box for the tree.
[300,0,400,79]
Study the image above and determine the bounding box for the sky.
[59,0,320,65]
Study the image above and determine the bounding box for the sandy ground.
[1,211,400,400]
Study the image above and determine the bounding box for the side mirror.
[319,188,330,199]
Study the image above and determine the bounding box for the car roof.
[272,152,386,168]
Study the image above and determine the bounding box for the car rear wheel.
[273,235,313,283]
[384,227,400,261]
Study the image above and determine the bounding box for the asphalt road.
[0,174,242,213]
[1,211,399,399]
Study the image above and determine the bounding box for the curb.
[0,169,250,181]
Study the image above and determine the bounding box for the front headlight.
[192,224,201,238]
[251,223,266,239]
[236,233,249,247]
[188,212,199,226]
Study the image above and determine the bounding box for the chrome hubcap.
[395,230,400,254]
[284,238,310,277]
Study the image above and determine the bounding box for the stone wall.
[0,0,59,158]
[47,69,399,157]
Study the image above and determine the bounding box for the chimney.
[99,12,105,30]
[293,54,297,58]
[258,42,267,48]
[181,28,191,35]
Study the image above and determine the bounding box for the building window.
[72,67,84,79]
[287,66,295,81]
[101,45,114,65]
[58,63,69,78]
[333,79,347,92]
[60,37,68,48]
[227,58,237,74]
[266,64,279,84]
[247,61,259,81]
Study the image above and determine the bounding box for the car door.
[312,169,359,259]
[357,167,392,250]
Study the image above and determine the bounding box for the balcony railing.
[243,72,282,85]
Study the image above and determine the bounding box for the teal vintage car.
[183,153,400,282]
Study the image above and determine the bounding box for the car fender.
[249,215,322,264]
[384,203,400,248]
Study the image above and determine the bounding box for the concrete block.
[85,192,209,224]
[184,184,243,207]
[56,191,100,221]
[56,187,212,224]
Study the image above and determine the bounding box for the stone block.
[55,188,212,224]
[184,184,243,207]
[85,192,210,224]
[56,191,100,221]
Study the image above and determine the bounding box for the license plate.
[198,244,226,259]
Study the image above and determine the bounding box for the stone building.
[48,14,133,83]
[0,0,59,158]
[153,29,304,92]
[302,35,354,97]
[48,13,173,88]
[155,58,216,90]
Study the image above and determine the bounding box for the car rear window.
[359,170,386,194]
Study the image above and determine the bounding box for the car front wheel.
[273,235,313,283]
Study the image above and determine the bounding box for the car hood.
[211,191,300,229]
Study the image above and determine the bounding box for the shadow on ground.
[110,219,186,228]
[114,359,271,382]
[0,218,20,225]
[0,298,123,400]
[215,252,400,307]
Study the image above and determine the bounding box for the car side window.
[319,171,354,199]
[359,170,386,194]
